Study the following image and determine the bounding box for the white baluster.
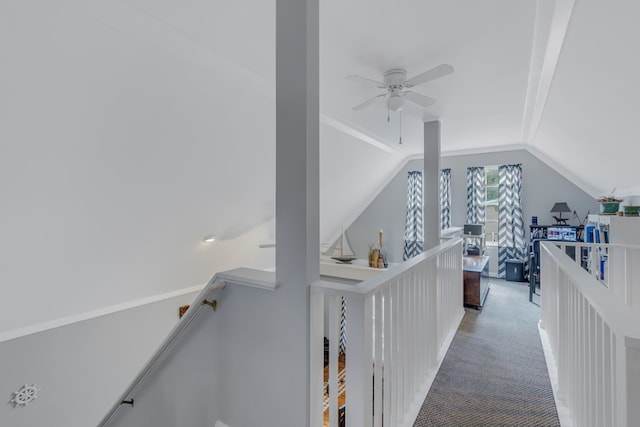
[373,292,383,427]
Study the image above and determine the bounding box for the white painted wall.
[319,121,406,246]
[0,289,201,427]
[0,0,408,339]
[0,1,277,334]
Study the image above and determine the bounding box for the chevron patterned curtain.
[440,168,451,230]
[339,297,346,354]
[466,167,485,224]
[498,164,526,278]
[403,171,424,261]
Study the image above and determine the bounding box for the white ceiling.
[320,0,539,155]
[534,0,640,199]
[319,0,640,200]
[26,0,635,198]
[3,0,640,330]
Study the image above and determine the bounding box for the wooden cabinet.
[463,255,490,308]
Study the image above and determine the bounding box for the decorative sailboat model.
[331,227,357,264]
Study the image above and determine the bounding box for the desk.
[463,255,490,308]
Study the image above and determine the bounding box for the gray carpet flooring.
[413,279,560,427]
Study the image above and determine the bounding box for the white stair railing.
[545,241,640,311]
[539,242,640,427]
[311,238,464,427]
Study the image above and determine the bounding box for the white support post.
[423,120,441,251]
[275,1,319,425]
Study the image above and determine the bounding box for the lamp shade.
[550,202,571,213]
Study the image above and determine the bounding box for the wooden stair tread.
[323,353,346,427]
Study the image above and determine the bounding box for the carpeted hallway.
[413,279,560,427]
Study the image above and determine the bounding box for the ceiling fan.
[347,64,454,112]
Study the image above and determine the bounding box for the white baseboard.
[538,320,573,427]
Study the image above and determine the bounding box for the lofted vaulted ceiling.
[2,0,640,331]
[320,0,640,201]
[321,0,538,154]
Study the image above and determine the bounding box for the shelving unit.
[587,215,640,244]
[586,215,640,286]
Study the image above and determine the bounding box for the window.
[484,166,499,244]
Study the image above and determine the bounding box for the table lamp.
[550,202,572,224]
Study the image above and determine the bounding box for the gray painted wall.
[347,149,599,263]
[443,149,599,233]
[103,305,220,427]
[0,290,201,427]
[345,159,421,264]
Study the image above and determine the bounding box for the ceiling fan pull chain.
[399,110,403,144]
[387,99,390,122]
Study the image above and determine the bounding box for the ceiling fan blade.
[404,64,454,88]
[403,91,436,108]
[352,93,386,111]
[346,74,385,88]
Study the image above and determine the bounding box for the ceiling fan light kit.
[387,89,404,112]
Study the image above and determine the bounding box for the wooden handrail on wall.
[97,268,277,427]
